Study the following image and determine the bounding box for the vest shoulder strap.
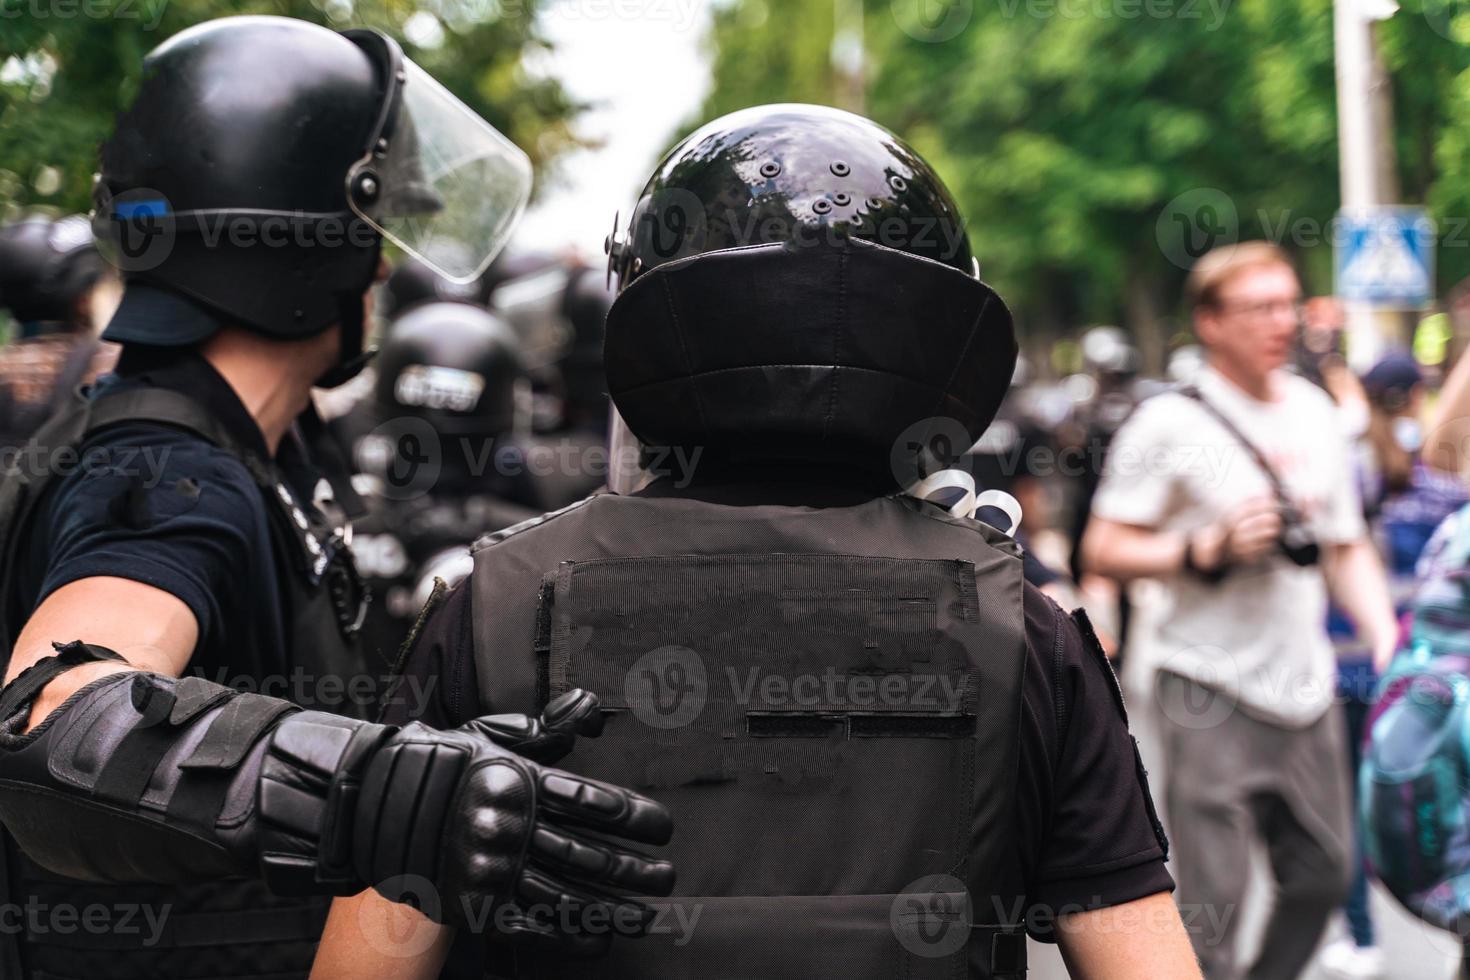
[83,385,238,454]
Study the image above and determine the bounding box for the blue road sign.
[1336,207,1435,309]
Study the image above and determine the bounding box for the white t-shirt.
[1091,365,1365,728]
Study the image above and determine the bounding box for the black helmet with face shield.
[92,15,531,386]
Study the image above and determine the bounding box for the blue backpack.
[1362,505,1470,931]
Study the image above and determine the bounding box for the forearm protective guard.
[0,643,675,937]
[0,642,384,892]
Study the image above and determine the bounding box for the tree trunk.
[1124,266,1168,375]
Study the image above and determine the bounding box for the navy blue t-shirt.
[13,350,296,686]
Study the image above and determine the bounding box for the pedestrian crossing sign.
[1335,206,1435,309]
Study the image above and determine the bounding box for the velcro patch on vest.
[522,547,1029,908]
[545,555,980,733]
[539,554,998,894]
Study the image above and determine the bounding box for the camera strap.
[1178,385,1296,508]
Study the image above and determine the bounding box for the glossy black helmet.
[602,103,1015,482]
[93,16,530,382]
[0,216,106,329]
[606,104,978,286]
[373,301,526,440]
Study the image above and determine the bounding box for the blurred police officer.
[1065,325,1142,582]
[315,104,1198,979]
[0,16,672,980]
[0,215,117,447]
[492,256,617,508]
[958,358,1077,596]
[352,301,541,662]
[319,255,501,474]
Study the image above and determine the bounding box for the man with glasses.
[1081,241,1397,980]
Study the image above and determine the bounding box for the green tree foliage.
[698,0,1470,346]
[0,0,580,219]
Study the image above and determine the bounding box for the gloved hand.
[350,691,675,946]
[442,689,640,951]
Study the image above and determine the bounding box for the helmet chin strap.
[298,286,375,523]
[316,342,376,389]
[315,240,383,390]
[314,291,376,389]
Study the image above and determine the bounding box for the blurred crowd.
[7,212,1470,979]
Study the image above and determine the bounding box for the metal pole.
[1335,0,1404,369]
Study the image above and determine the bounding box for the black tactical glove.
[0,645,674,950]
[346,694,673,936]
[420,690,641,951]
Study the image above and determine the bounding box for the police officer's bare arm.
[312,890,453,980]
[1056,891,1203,978]
[4,576,198,730]
[0,524,672,942]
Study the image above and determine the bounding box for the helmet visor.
[351,58,531,284]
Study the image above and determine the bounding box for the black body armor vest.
[467,487,1031,979]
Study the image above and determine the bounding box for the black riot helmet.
[373,302,526,440]
[602,103,1016,483]
[93,15,531,385]
[0,216,106,331]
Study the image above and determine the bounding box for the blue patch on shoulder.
[113,199,169,219]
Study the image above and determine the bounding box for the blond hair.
[1185,241,1294,310]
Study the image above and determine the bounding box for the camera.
[1277,504,1320,567]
